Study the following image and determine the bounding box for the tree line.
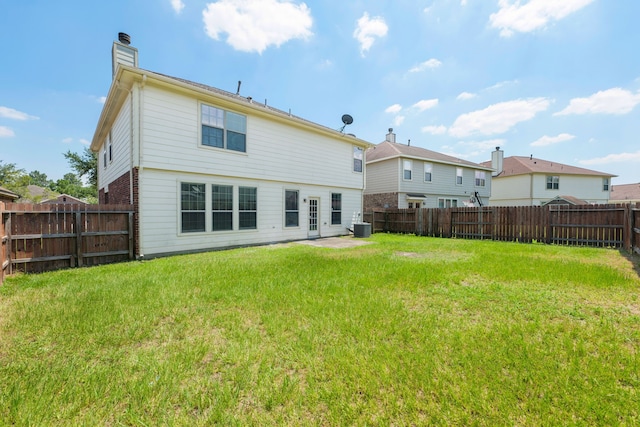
[0,148,97,203]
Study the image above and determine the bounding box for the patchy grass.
[1,234,639,425]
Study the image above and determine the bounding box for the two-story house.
[481,147,616,206]
[364,129,493,210]
[91,34,372,258]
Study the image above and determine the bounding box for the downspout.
[137,74,146,258]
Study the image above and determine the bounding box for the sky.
[1,0,639,185]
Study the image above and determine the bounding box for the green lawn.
[1,234,639,426]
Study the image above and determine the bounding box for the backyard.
[1,233,639,425]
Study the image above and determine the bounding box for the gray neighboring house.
[364,129,493,210]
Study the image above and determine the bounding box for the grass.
[1,233,639,426]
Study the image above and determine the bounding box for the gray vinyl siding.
[364,160,397,194]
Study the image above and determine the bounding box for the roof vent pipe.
[118,32,131,45]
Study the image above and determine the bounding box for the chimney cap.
[388,128,393,133]
[118,32,131,45]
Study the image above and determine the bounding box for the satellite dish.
[339,114,354,132]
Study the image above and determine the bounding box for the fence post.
[75,212,83,267]
[417,209,423,235]
[623,204,631,253]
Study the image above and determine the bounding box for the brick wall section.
[132,167,140,257]
[106,172,132,205]
[364,192,398,211]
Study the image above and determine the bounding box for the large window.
[285,190,299,227]
[201,104,246,152]
[603,178,610,191]
[212,185,233,231]
[353,146,363,172]
[438,198,458,208]
[239,187,257,230]
[546,175,559,190]
[403,160,412,180]
[331,193,342,225]
[475,171,486,187]
[424,162,433,182]
[181,183,206,233]
[456,168,463,185]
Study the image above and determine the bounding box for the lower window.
[181,182,206,232]
[331,193,342,225]
[438,198,458,208]
[212,185,233,231]
[239,186,257,229]
[285,190,299,227]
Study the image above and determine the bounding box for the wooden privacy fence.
[1,203,135,284]
[364,203,640,254]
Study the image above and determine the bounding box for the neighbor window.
[475,171,486,187]
[108,134,113,162]
[103,149,107,169]
[285,190,299,227]
[438,198,458,208]
[602,178,609,191]
[403,160,412,180]
[353,146,363,172]
[456,168,463,185]
[181,182,206,233]
[546,175,560,190]
[424,162,433,182]
[212,185,233,231]
[201,104,246,152]
[331,193,342,225]
[239,186,257,230]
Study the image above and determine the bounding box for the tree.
[28,170,53,189]
[0,161,25,188]
[64,148,97,188]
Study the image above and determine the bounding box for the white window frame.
[456,168,463,186]
[285,189,299,228]
[200,103,247,153]
[424,162,433,182]
[403,160,412,181]
[602,178,609,191]
[546,175,560,190]
[353,146,363,173]
[438,198,458,208]
[475,171,486,187]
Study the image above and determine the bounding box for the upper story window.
[108,134,113,163]
[475,171,486,187]
[403,160,412,180]
[456,168,463,185]
[201,104,246,152]
[546,175,559,190]
[353,146,363,172]
[424,162,432,182]
[602,178,609,191]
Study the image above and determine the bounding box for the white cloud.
[0,106,39,121]
[490,0,595,37]
[555,88,640,116]
[422,125,447,135]
[579,151,640,165]
[461,0,468,5]
[98,96,107,104]
[457,92,477,100]
[385,104,403,114]
[171,0,185,14]
[62,137,73,144]
[409,58,442,73]
[530,133,575,147]
[0,126,15,137]
[80,139,90,146]
[393,116,405,126]
[449,97,550,138]
[353,12,388,56]
[202,0,313,54]
[412,99,439,112]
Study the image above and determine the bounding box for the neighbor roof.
[367,141,491,170]
[480,156,615,178]
[0,186,19,201]
[609,183,640,201]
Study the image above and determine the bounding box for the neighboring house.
[0,186,19,204]
[481,148,616,206]
[609,183,640,204]
[91,34,372,258]
[364,129,493,210]
[41,194,88,205]
[541,195,588,206]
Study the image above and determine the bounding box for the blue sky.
[1,0,639,184]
